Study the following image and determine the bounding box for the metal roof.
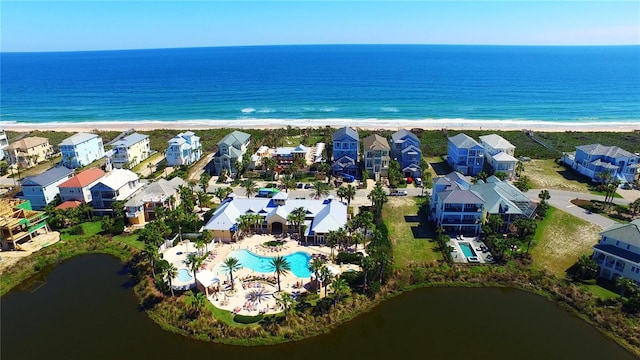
[59,133,100,146]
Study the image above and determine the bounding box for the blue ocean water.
[1,45,639,126]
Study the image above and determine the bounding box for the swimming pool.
[459,242,477,258]
[225,249,312,278]
[177,268,192,282]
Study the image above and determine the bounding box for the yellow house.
[110,133,150,169]
[4,137,53,169]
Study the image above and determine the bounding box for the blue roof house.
[391,129,422,178]
[447,133,484,176]
[331,127,360,178]
[165,131,202,166]
[59,133,105,169]
[562,144,639,184]
[20,167,74,210]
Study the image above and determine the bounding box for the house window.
[616,240,619,246]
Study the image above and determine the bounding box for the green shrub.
[336,252,362,265]
[263,240,283,247]
[69,225,84,235]
[234,314,264,324]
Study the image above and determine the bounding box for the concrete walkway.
[525,188,638,230]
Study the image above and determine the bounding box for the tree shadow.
[429,159,453,176]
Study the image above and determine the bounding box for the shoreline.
[2,119,639,133]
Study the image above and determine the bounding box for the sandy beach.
[2,119,639,133]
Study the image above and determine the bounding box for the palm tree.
[319,266,333,297]
[142,242,160,277]
[331,278,349,307]
[368,181,388,221]
[213,187,233,203]
[630,198,640,216]
[185,253,205,287]
[280,174,297,193]
[312,181,331,199]
[276,291,295,319]
[287,206,307,240]
[343,184,356,206]
[262,157,277,180]
[616,276,638,299]
[326,229,339,259]
[199,172,211,193]
[196,190,211,209]
[361,256,375,292]
[309,257,325,292]
[194,237,206,256]
[271,256,291,292]
[163,262,178,297]
[236,214,252,239]
[515,161,525,178]
[242,178,258,198]
[185,291,207,315]
[336,186,347,203]
[221,257,242,290]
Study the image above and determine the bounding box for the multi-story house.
[0,129,9,161]
[0,199,49,250]
[212,131,251,175]
[19,167,74,210]
[125,178,184,226]
[470,176,536,231]
[593,219,640,285]
[110,133,150,169]
[4,137,53,169]
[89,169,143,211]
[479,134,518,179]
[447,133,484,176]
[562,144,639,184]
[331,127,360,178]
[165,131,202,166]
[430,172,484,235]
[274,145,309,171]
[59,133,105,169]
[362,134,390,180]
[391,129,422,178]
[58,168,105,204]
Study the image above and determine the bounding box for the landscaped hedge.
[336,252,363,265]
[233,314,263,324]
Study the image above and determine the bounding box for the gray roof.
[471,180,535,217]
[363,134,390,151]
[125,178,184,207]
[391,129,419,143]
[59,133,100,146]
[577,144,637,159]
[448,133,481,149]
[203,197,347,233]
[438,189,484,204]
[21,167,73,187]
[332,127,359,141]
[111,133,148,148]
[219,131,250,147]
[479,134,515,150]
[599,219,640,248]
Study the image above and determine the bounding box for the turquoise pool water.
[459,242,477,258]
[177,268,192,282]
[227,249,312,278]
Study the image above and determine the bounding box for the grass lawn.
[383,196,442,270]
[581,284,619,300]
[530,207,601,277]
[60,221,102,241]
[132,152,163,173]
[113,233,143,250]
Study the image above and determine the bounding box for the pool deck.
[449,235,493,264]
[162,234,362,315]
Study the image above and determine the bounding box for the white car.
[389,189,408,196]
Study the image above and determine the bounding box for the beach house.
[592,220,640,286]
[275,144,310,171]
[212,130,251,175]
[390,129,422,178]
[362,134,390,180]
[0,129,9,161]
[4,137,53,169]
[125,178,184,226]
[203,192,347,243]
[57,168,105,204]
[562,144,639,184]
[0,199,49,250]
[430,172,484,235]
[331,127,360,178]
[109,133,150,169]
[479,134,518,179]
[59,133,105,169]
[447,133,484,176]
[19,167,74,210]
[89,168,144,212]
[165,131,202,166]
[470,176,537,231]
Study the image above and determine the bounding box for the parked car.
[389,189,408,196]
[304,183,312,189]
[297,183,304,189]
[414,178,422,186]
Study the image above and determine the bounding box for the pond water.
[1,254,635,360]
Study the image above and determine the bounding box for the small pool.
[177,268,192,282]
[225,249,312,278]
[459,242,477,258]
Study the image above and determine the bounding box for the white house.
[19,167,74,210]
[563,144,639,184]
[165,131,202,166]
[58,168,106,204]
[0,129,9,161]
[593,219,640,285]
[59,133,105,169]
[479,134,518,179]
[89,169,144,211]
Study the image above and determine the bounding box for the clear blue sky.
[2,1,638,52]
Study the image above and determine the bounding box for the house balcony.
[614,265,625,272]
[126,211,142,218]
[442,218,480,225]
